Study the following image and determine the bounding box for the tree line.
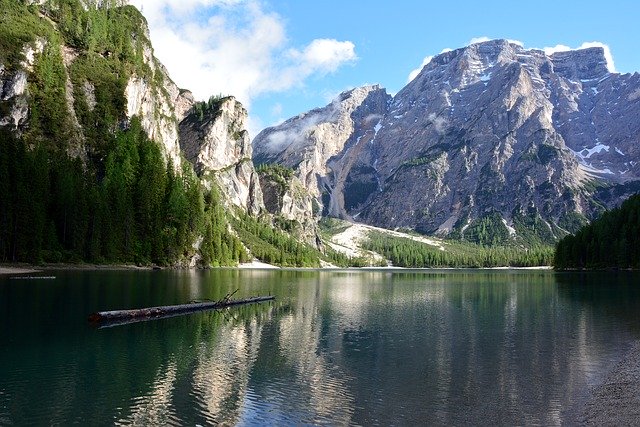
[364,232,554,268]
[554,194,640,269]
[0,119,248,266]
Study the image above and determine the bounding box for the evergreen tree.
[554,194,640,269]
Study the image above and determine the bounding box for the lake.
[1,269,639,425]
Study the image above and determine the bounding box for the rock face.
[0,1,267,222]
[124,30,192,169]
[257,166,319,245]
[179,97,264,215]
[0,5,189,169]
[0,38,46,131]
[253,40,640,243]
[254,85,391,220]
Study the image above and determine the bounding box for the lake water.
[1,269,639,425]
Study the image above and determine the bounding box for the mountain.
[0,0,279,266]
[253,39,640,245]
[254,85,391,219]
[3,2,636,267]
[253,85,390,244]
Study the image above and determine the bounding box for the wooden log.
[88,295,275,325]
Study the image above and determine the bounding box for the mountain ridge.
[253,38,640,245]
[1,3,635,268]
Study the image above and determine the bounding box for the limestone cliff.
[253,85,391,220]
[0,0,273,267]
[257,165,319,245]
[0,0,264,220]
[179,97,263,215]
[124,55,194,169]
[0,1,191,169]
[0,0,264,221]
[1,38,45,131]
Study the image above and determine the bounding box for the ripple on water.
[3,270,640,425]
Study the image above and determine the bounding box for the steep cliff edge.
[179,96,263,215]
[0,0,190,168]
[253,85,391,220]
[0,1,266,266]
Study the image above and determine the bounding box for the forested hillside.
[0,2,212,264]
[554,194,640,269]
[0,1,325,267]
[364,232,554,268]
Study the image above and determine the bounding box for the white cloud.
[262,129,291,152]
[542,44,572,55]
[507,39,524,47]
[407,48,453,83]
[129,0,357,110]
[407,55,433,83]
[428,112,448,134]
[543,42,616,72]
[289,39,357,74]
[262,111,325,152]
[260,96,350,151]
[468,36,491,45]
[363,113,383,125]
[270,103,283,117]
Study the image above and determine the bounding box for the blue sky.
[131,0,640,137]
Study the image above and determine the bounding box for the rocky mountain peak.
[255,38,640,245]
[412,40,611,92]
[180,96,251,173]
[252,84,389,177]
[413,39,520,89]
[253,84,387,163]
[253,84,391,220]
[550,47,610,81]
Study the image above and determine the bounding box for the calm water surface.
[1,269,640,425]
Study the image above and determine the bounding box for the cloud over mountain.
[130,0,357,108]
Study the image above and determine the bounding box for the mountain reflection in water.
[1,269,639,425]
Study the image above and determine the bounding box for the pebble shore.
[580,341,640,425]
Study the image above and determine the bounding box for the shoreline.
[0,266,42,275]
[1,263,557,274]
[0,263,153,276]
[579,340,640,424]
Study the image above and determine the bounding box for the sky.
[129,0,640,138]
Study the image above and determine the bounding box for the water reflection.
[1,270,640,425]
[191,313,265,425]
[270,281,356,425]
[118,360,179,426]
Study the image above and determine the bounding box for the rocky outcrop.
[179,97,264,215]
[253,39,640,243]
[0,1,269,224]
[257,166,319,245]
[0,38,45,130]
[0,5,190,170]
[253,85,391,220]
[124,30,193,169]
